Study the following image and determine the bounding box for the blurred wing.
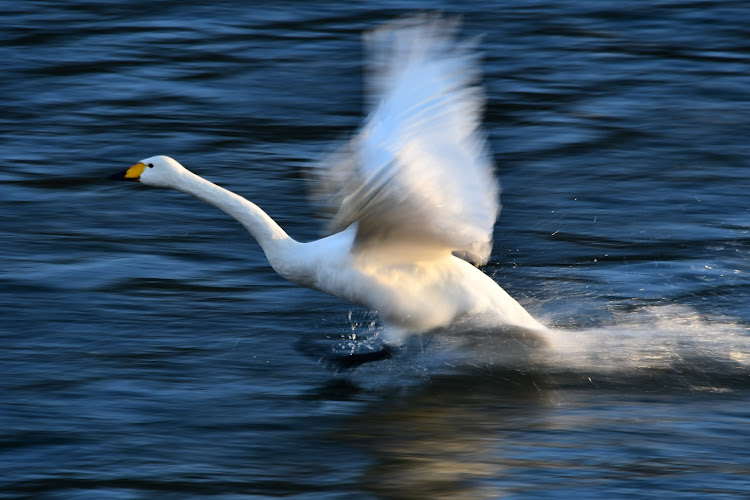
[314,15,500,265]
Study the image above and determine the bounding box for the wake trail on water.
[541,304,750,390]
[317,304,750,392]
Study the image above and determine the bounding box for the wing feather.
[314,15,500,265]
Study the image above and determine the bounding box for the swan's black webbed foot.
[324,344,396,371]
[295,337,397,371]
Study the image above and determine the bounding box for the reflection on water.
[344,361,750,499]
[346,372,551,499]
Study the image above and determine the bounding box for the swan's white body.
[114,16,552,346]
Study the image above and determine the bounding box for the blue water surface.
[1,1,749,498]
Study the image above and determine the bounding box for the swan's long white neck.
[172,169,301,276]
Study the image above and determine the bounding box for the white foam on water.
[336,304,750,392]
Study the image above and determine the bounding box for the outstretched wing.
[314,15,500,265]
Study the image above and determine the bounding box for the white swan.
[111,15,552,347]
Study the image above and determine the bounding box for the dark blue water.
[2,1,750,498]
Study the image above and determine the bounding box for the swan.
[110,15,553,348]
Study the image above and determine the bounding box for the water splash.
[323,304,750,392]
[543,304,750,391]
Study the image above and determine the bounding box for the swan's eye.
[147,163,154,168]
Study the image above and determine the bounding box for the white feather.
[315,14,498,265]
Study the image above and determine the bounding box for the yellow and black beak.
[109,162,146,181]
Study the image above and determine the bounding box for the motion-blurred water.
[2,1,749,498]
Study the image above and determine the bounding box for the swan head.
[109,155,187,188]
